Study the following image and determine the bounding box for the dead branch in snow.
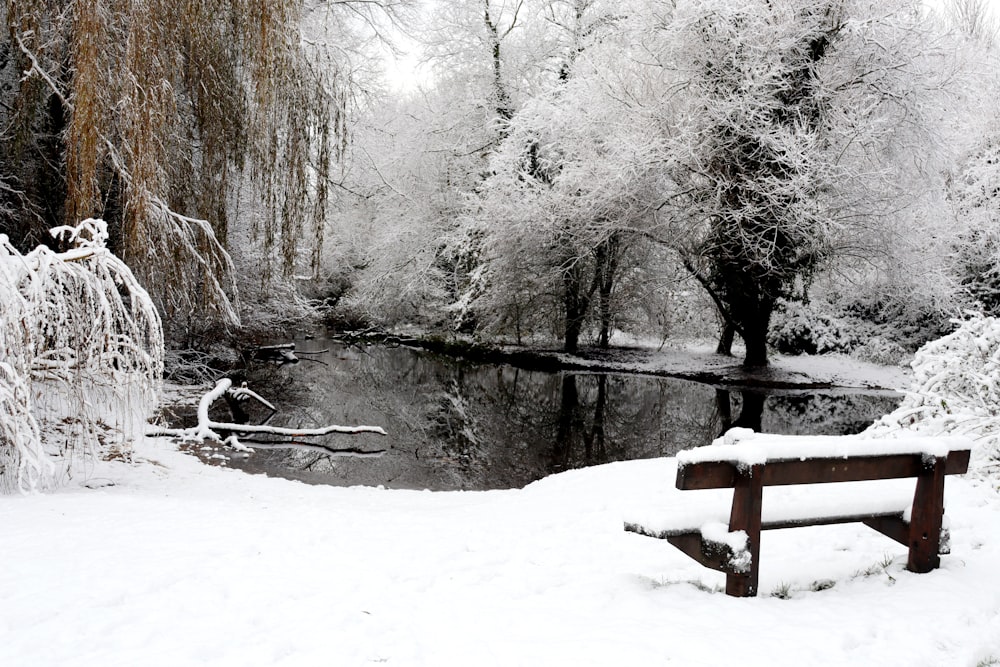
[148,379,387,457]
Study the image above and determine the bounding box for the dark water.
[188,339,901,491]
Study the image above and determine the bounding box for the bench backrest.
[676,450,971,490]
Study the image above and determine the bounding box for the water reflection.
[200,340,900,491]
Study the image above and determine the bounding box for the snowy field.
[2,435,998,667]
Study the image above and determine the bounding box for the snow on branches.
[867,312,1000,478]
[148,378,387,457]
[0,219,163,492]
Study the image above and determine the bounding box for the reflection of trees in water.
[552,373,721,473]
[763,392,900,435]
[715,389,766,435]
[231,343,900,490]
[712,389,901,437]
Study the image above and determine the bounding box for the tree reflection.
[715,389,766,435]
[553,373,612,472]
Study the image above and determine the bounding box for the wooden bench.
[625,429,972,597]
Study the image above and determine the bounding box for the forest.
[1,0,999,491]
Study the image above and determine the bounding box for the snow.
[677,430,973,466]
[2,436,999,667]
[575,335,912,391]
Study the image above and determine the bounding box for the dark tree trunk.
[598,290,612,348]
[740,298,774,368]
[743,330,768,368]
[564,265,586,353]
[596,234,619,349]
[716,322,736,356]
[562,257,596,353]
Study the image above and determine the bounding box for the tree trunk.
[596,234,619,349]
[740,300,774,368]
[563,260,591,353]
[716,322,736,356]
[563,280,586,352]
[565,317,582,353]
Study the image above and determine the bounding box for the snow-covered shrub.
[850,336,909,366]
[866,313,1000,477]
[949,132,1000,316]
[768,300,858,355]
[839,291,956,353]
[0,219,163,492]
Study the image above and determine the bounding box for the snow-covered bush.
[769,292,953,363]
[850,336,908,366]
[866,313,1000,477]
[0,219,163,492]
[768,300,859,355]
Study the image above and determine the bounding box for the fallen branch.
[223,440,386,457]
[148,378,387,457]
[254,343,299,364]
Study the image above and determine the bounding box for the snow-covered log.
[149,379,387,457]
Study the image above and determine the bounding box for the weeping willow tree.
[1,0,352,336]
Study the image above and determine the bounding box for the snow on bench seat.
[676,427,972,467]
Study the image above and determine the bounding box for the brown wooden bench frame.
[625,447,971,597]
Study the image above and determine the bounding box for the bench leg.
[726,464,763,597]
[908,455,946,573]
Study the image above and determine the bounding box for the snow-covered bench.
[624,429,972,597]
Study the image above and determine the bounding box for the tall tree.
[649,0,956,367]
[469,9,665,351]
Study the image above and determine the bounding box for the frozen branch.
[148,379,388,457]
[14,33,72,111]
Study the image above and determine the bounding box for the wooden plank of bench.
[676,450,971,490]
[626,509,908,539]
[624,522,748,574]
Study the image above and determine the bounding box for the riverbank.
[323,330,912,391]
[1,434,997,666]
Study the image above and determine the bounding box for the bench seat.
[626,478,919,533]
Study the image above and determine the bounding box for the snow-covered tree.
[867,312,1000,476]
[331,0,577,329]
[443,1,675,351]
[1,219,162,492]
[945,27,1000,316]
[468,43,667,349]
[646,0,959,367]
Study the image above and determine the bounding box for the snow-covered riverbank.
[2,434,997,667]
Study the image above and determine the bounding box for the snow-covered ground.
[2,434,998,667]
[556,339,912,390]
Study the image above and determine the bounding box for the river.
[178,339,902,491]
